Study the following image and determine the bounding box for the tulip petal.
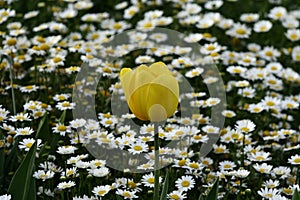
[149,62,172,76]
[120,68,133,102]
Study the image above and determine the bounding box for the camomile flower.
[137,19,156,32]
[292,46,300,61]
[258,187,280,199]
[202,125,220,134]
[266,62,283,74]
[53,93,71,101]
[213,144,229,154]
[235,169,250,178]
[168,190,187,200]
[226,65,247,75]
[268,6,287,20]
[281,99,299,109]
[128,141,149,155]
[196,18,214,29]
[175,175,195,192]
[185,67,204,78]
[135,55,154,64]
[19,138,42,151]
[253,20,273,33]
[285,29,300,42]
[259,46,281,61]
[33,170,55,181]
[52,123,71,136]
[238,87,256,98]
[88,167,110,177]
[74,1,93,10]
[141,173,162,188]
[240,13,259,23]
[116,189,138,199]
[124,6,139,19]
[19,85,39,93]
[92,185,111,197]
[15,127,34,136]
[56,101,76,111]
[183,3,202,15]
[253,163,273,174]
[24,10,39,19]
[184,33,203,43]
[235,119,255,133]
[282,17,299,29]
[263,179,280,189]
[57,145,77,155]
[226,23,251,38]
[57,181,76,190]
[248,151,271,162]
[271,166,291,179]
[247,103,264,113]
[261,96,281,110]
[219,160,236,171]
[288,154,300,165]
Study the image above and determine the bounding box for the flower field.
[1,0,300,199]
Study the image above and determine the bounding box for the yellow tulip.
[120,62,179,122]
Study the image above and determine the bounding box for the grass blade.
[8,142,37,200]
[160,171,169,200]
[292,189,300,200]
[206,178,219,200]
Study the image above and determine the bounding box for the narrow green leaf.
[206,178,219,200]
[160,171,169,200]
[198,194,204,200]
[59,110,67,123]
[8,143,37,200]
[292,189,300,200]
[116,195,123,200]
[35,113,50,141]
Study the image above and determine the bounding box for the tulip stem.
[154,123,160,200]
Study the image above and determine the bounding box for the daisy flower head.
[168,190,187,200]
[235,119,256,133]
[175,175,195,192]
[92,185,111,197]
[258,187,280,199]
[141,172,162,188]
[285,29,300,42]
[128,141,149,155]
[18,138,42,151]
[57,181,76,190]
[116,189,138,199]
[15,127,34,137]
[259,46,281,61]
[268,6,287,20]
[240,13,259,23]
[56,101,76,111]
[19,85,39,93]
[226,23,251,38]
[288,154,300,165]
[57,145,77,155]
[0,194,11,200]
[253,20,273,33]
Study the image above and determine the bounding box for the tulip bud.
[120,62,179,122]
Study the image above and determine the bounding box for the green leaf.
[206,178,219,200]
[160,171,169,200]
[198,194,204,200]
[116,195,123,200]
[35,113,50,141]
[0,130,5,190]
[8,142,37,200]
[292,189,300,200]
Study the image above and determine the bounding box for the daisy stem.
[0,54,16,115]
[154,123,160,200]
